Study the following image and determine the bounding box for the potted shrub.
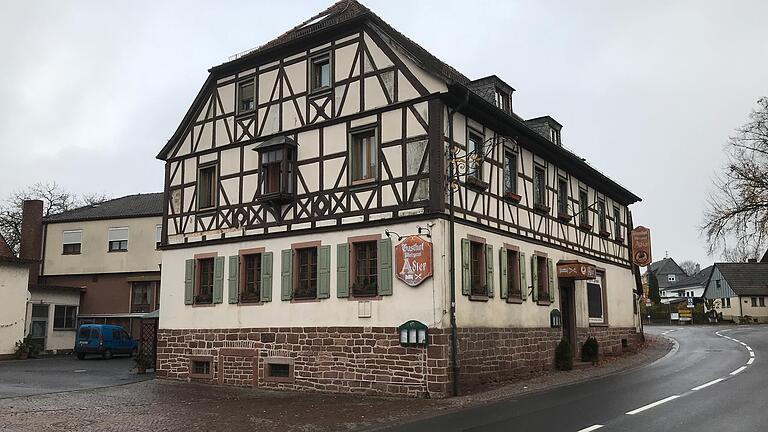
[555,338,573,371]
[582,336,600,364]
[134,353,153,374]
[14,339,30,360]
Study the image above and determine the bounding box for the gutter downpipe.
[446,87,470,396]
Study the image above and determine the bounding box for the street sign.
[395,235,433,287]
[630,226,652,267]
[687,298,695,308]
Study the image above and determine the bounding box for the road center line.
[576,425,604,432]
[730,366,747,376]
[626,395,681,415]
[691,378,724,391]
[747,358,755,365]
[750,351,755,357]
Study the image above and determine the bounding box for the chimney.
[20,200,43,285]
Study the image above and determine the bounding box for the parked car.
[74,324,138,360]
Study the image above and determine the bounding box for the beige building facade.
[0,254,31,358]
[156,0,642,397]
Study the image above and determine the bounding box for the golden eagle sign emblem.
[395,235,433,287]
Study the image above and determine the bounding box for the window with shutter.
[195,258,215,304]
[294,247,318,299]
[241,253,262,303]
[470,241,486,296]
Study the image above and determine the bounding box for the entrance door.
[558,279,577,354]
[29,304,49,351]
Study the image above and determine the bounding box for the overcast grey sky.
[1,0,767,266]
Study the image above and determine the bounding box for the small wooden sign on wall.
[395,235,433,287]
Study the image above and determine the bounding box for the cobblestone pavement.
[0,335,670,432]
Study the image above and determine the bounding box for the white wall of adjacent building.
[0,262,30,356]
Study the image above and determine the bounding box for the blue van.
[74,324,138,360]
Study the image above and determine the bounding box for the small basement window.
[253,136,297,203]
[193,361,210,375]
[268,363,289,377]
[264,358,294,383]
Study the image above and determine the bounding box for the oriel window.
[198,165,217,210]
[311,54,331,91]
[238,79,255,113]
[253,136,297,202]
[350,127,377,182]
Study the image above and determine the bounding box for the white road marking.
[747,346,753,351]
[626,395,681,415]
[691,378,724,391]
[750,351,755,357]
[747,358,755,365]
[576,425,604,432]
[730,366,747,376]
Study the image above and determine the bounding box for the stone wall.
[156,327,452,398]
[455,327,641,394]
[157,325,639,398]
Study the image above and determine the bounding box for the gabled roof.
[157,0,641,205]
[44,193,163,224]
[664,265,714,290]
[647,258,685,275]
[714,263,768,296]
[0,234,13,258]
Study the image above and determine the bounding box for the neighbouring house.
[21,194,163,352]
[659,265,712,303]
[0,234,32,358]
[155,0,642,397]
[703,260,768,323]
[643,257,686,300]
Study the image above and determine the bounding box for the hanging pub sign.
[556,260,596,280]
[395,235,433,287]
[630,226,652,267]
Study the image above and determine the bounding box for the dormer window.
[253,136,297,203]
[494,87,510,113]
[549,127,561,145]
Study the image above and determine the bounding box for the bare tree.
[702,97,768,260]
[678,260,700,277]
[0,182,110,254]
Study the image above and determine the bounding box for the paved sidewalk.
[0,335,670,432]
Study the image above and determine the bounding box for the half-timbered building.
[156,0,643,397]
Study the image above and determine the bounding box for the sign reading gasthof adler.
[395,235,433,287]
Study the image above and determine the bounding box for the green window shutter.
[213,256,225,304]
[378,238,393,296]
[281,249,292,301]
[519,252,527,301]
[499,247,508,299]
[337,243,350,298]
[531,254,539,302]
[260,252,273,302]
[461,238,470,296]
[184,259,195,305]
[228,255,239,304]
[318,245,331,299]
[485,244,494,297]
[548,258,556,303]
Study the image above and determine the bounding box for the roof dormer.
[467,75,515,115]
[524,116,563,146]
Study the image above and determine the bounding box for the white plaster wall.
[43,217,162,276]
[448,220,637,329]
[0,263,29,355]
[28,288,81,351]
[739,297,768,318]
[160,220,448,330]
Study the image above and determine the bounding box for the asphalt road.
[382,325,766,432]
[0,355,151,398]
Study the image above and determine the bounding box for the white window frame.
[62,230,82,254]
[155,224,162,249]
[668,274,676,283]
[587,272,606,324]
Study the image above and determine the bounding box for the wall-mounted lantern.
[550,309,562,328]
[398,320,428,347]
